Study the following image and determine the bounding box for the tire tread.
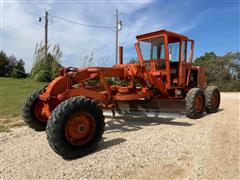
[205,86,220,113]
[22,88,46,131]
[185,88,205,119]
[46,96,105,159]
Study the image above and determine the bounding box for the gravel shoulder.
[0,92,239,179]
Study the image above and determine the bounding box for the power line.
[49,13,115,29]
[38,10,122,66]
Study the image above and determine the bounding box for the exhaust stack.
[119,46,123,64]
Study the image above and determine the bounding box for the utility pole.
[115,9,119,65]
[44,11,48,64]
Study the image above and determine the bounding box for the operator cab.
[136,30,194,89]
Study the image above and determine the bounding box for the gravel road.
[0,92,239,179]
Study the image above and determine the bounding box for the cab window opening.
[139,36,165,61]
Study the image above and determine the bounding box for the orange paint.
[36,29,206,118]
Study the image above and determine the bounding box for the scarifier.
[22,30,220,159]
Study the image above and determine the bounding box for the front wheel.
[46,97,105,159]
[185,88,205,119]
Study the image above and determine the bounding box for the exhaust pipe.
[119,46,123,64]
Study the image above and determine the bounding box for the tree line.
[194,52,239,91]
[0,51,26,78]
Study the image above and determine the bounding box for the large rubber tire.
[205,86,220,113]
[185,88,205,119]
[22,88,47,131]
[46,97,105,159]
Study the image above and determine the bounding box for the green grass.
[0,77,46,117]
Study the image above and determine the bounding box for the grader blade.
[104,99,186,118]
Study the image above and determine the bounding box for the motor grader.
[22,30,220,159]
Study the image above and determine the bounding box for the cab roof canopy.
[136,29,188,44]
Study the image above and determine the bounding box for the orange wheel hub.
[65,112,96,146]
[195,96,203,113]
[34,101,48,121]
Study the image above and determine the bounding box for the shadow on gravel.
[105,116,193,134]
[97,138,127,151]
[202,109,224,118]
[63,138,127,161]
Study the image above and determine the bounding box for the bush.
[31,43,62,82]
[34,69,52,82]
[31,56,61,82]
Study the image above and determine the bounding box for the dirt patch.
[0,117,25,133]
[0,116,23,125]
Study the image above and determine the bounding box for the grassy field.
[0,77,46,117]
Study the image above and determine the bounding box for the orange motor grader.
[22,30,220,159]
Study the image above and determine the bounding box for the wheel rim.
[195,96,203,113]
[211,92,219,108]
[34,100,48,121]
[65,112,96,146]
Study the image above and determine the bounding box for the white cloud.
[1,1,51,71]
[1,1,207,72]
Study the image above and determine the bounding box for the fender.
[39,76,73,101]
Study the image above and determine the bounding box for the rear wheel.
[205,86,220,113]
[46,97,105,159]
[185,88,205,119]
[22,88,48,131]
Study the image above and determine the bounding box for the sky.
[0,0,239,72]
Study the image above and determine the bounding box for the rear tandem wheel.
[185,88,205,119]
[204,86,220,113]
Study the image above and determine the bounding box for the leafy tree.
[11,59,26,78]
[7,55,18,76]
[0,51,9,76]
[194,52,239,91]
[0,51,26,78]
